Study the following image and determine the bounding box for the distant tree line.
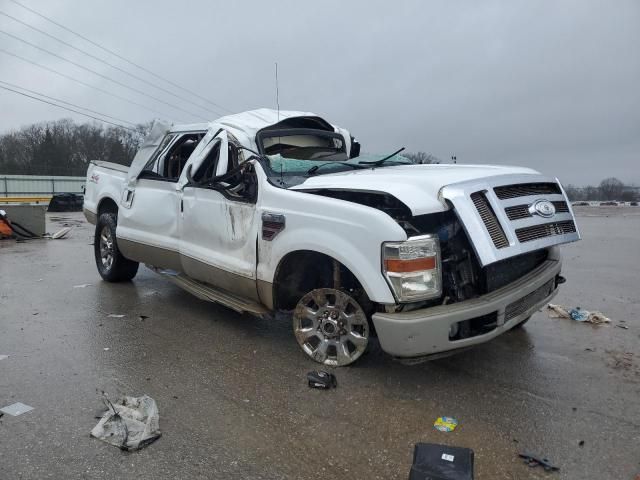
[564,178,639,202]
[0,118,151,176]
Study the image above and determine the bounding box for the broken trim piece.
[261,212,286,240]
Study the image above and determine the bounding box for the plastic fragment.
[547,304,611,324]
[0,402,34,416]
[519,451,559,472]
[91,395,161,451]
[50,227,72,239]
[307,371,337,389]
[434,416,458,432]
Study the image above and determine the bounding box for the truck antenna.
[275,62,280,122]
[275,62,283,184]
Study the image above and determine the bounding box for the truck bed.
[83,160,129,224]
[90,160,129,173]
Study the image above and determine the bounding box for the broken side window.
[193,142,221,184]
[140,132,205,182]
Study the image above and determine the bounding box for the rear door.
[178,132,260,300]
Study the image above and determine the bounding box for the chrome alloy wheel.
[99,225,115,271]
[293,288,369,366]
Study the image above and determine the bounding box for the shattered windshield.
[261,152,414,188]
[265,152,413,176]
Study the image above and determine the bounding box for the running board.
[148,266,268,316]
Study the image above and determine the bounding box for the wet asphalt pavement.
[1,208,639,479]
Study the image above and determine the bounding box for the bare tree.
[563,184,583,200]
[404,151,440,164]
[598,177,624,200]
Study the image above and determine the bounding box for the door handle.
[180,199,183,212]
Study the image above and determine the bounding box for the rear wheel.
[94,213,139,282]
[293,288,370,367]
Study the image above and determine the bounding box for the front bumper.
[371,253,561,358]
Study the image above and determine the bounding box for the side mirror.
[350,140,361,159]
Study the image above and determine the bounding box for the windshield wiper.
[358,147,406,167]
[307,161,367,176]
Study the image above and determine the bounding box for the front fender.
[257,185,408,304]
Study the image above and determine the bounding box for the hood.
[291,163,540,215]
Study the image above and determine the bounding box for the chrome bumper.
[371,254,561,358]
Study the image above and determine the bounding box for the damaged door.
[178,131,260,301]
[117,129,205,269]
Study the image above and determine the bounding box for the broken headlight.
[382,234,442,302]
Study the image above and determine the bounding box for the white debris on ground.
[0,402,34,416]
[91,395,161,451]
[547,304,611,324]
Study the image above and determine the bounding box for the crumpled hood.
[291,163,540,215]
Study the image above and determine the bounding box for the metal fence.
[0,175,85,197]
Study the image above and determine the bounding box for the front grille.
[443,178,579,267]
[494,182,561,200]
[471,192,509,248]
[553,201,569,213]
[516,220,576,243]
[504,201,569,221]
[504,204,530,220]
[482,249,548,293]
[505,278,555,320]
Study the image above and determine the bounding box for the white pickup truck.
[84,108,580,366]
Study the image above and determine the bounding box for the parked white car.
[84,108,580,366]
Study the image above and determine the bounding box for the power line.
[0,29,209,121]
[7,0,233,115]
[0,79,137,126]
[0,47,180,121]
[0,84,136,130]
[0,9,225,117]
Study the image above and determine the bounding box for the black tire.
[513,315,532,328]
[94,213,139,282]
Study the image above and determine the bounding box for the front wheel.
[293,288,370,367]
[94,213,139,282]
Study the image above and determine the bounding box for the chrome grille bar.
[505,278,555,320]
[494,182,561,199]
[516,220,577,243]
[470,192,509,249]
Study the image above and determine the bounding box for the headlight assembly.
[382,234,442,302]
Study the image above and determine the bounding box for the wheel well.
[98,197,118,217]
[273,250,371,312]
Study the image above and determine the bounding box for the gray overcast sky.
[1,0,638,185]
